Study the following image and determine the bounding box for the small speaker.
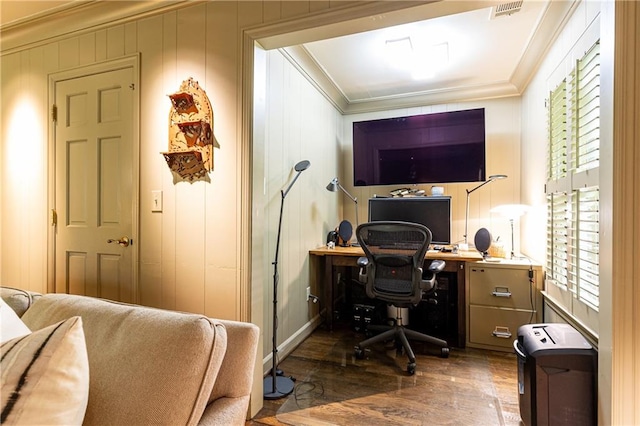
[338,220,353,246]
[474,228,492,256]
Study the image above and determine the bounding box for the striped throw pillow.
[1,316,89,425]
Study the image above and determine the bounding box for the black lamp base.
[263,375,295,400]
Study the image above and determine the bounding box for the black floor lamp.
[264,159,310,400]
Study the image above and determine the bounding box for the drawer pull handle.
[492,287,511,298]
[492,326,512,339]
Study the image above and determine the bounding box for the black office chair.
[354,221,449,375]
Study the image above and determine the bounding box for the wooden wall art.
[163,78,214,181]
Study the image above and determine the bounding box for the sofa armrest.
[206,319,259,421]
[0,286,41,317]
[21,294,228,426]
[199,396,250,426]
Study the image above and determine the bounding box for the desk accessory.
[264,159,310,400]
[462,174,507,249]
[474,227,493,259]
[337,220,353,246]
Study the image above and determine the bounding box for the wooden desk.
[309,246,483,347]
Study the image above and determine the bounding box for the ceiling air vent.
[491,1,524,18]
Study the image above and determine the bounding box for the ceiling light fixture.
[384,37,413,67]
[412,42,449,80]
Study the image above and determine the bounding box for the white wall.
[253,47,343,363]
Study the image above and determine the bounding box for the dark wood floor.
[248,324,523,426]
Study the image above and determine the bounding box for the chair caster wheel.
[355,346,365,359]
[440,347,450,358]
[407,362,416,375]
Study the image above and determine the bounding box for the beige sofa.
[1,287,259,425]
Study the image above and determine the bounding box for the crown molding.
[280,45,350,113]
[0,0,189,54]
[510,0,579,93]
[282,42,520,115]
[341,82,521,115]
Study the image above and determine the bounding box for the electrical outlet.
[306,286,311,301]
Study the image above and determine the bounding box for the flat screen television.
[353,108,486,186]
[368,196,451,245]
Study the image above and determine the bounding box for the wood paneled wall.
[0,1,351,318]
[253,47,343,363]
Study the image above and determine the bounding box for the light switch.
[151,190,163,212]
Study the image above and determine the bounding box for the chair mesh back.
[356,221,431,306]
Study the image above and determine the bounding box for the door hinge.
[51,209,57,226]
[51,105,57,122]
[129,83,135,90]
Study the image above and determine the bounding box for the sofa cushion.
[20,294,227,426]
[1,298,31,343]
[1,316,89,425]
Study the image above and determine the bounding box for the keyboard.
[379,243,422,250]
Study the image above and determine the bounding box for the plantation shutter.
[546,40,600,325]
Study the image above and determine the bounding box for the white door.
[54,67,135,303]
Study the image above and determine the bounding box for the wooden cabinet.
[465,260,542,352]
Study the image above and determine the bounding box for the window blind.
[548,80,567,180]
[546,40,600,323]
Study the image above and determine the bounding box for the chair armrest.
[428,259,446,273]
[357,256,369,283]
[421,260,446,292]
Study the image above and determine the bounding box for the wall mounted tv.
[353,108,486,186]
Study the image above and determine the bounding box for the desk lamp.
[264,159,310,400]
[326,177,359,233]
[490,204,530,259]
[462,174,507,250]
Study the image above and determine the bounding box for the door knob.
[107,236,130,247]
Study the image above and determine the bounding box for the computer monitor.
[368,197,452,245]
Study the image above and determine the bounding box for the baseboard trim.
[262,314,323,376]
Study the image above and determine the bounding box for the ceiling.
[1,1,569,112]
[300,1,549,104]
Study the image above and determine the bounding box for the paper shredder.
[514,323,597,426]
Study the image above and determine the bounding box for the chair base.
[355,324,449,375]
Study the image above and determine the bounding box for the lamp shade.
[326,177,359,231]
[326,178,339,192]
[491,204,530,220]
[491,204,530,259]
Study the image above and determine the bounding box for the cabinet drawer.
[468,266,533,309]
[468,305,533,349]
